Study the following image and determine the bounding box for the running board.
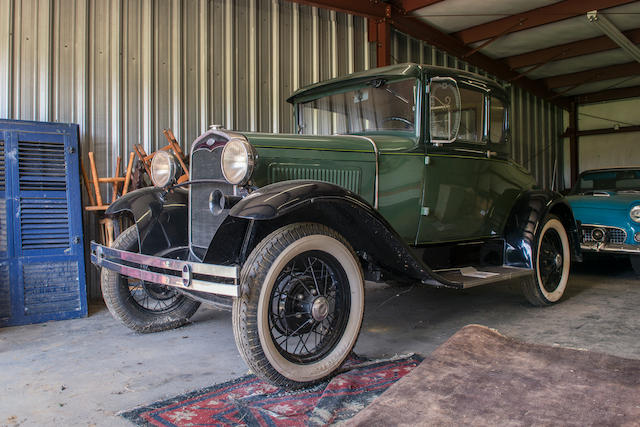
[424,265,533,289]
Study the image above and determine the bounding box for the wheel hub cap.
[555,254,562,268]
[311,296,329,321]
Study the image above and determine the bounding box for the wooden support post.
[569,101,579,187]
[112,156,121,198]
[80,161,96,206]
[134,144,152,177]
[163,129,190,179]
[376,20,391,68]
[88,152,103,207]
[123,152,135,195]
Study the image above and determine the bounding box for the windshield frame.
[293,76,423,139]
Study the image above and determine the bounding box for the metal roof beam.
[561,124,640,137]
[568,85,640,104]
[396,0,446,13]
[543,62,640,89]
[454,0,637,45]
[505,28,640,69]
[391,14,569,108]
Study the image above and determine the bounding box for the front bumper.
[90,241,240,297]
[580,241,640,255]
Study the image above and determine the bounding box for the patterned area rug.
[120,354,422,426]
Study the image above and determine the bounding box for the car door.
[417,78,496,244]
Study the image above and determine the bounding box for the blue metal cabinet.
[0,119,87,326]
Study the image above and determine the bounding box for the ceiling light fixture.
[587,10,640,64]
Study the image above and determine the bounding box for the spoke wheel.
[101,225,200,333]
[233,223,364,389]
[522,215,571,306]
[268,251,350,364]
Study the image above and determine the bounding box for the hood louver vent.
[269,165,361,193]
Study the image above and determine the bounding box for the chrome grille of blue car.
[581,226,627,244]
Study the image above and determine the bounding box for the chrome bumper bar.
[90,241,240,297]
[580,242,640,255]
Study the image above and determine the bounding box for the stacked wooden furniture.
[81,129,189,247]
[81,152,135,247]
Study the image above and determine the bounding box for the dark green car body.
[100,63,580,290]
[92,63,582,388]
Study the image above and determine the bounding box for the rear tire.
[101,225,200,333]
[522,215,571,306]
[233,223,364,388]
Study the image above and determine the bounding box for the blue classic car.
[567,167,640,275]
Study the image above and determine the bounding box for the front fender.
[504,190,581,268]
[229,180,359,220]
[214,180,460,288]
[106,187,188,255]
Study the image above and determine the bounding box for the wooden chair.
[81,151,135,246]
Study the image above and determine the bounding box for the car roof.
[286,63,505,104]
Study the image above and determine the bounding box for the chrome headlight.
[221,138,256,185]
[150,151,179,187]
[631,205,640,223]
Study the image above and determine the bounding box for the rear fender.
[504,190,581,268]
[105,187,188,255]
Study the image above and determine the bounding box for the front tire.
[233,223,364,388]
[101,225,200,333]
[522,215,571,306]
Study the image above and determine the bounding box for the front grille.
[190,146,233,252]
[581,226,627,244]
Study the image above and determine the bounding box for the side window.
[457,87,484,143]
[490,97,506,143]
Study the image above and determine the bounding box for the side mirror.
[429,77,460,144]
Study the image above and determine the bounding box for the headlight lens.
[631,205,640,223]
[221,138,256,185]
[150,151,178,187]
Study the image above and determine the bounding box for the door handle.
[486,150,497,158]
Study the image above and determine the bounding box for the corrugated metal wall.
[390,30,564,190]
[0,1,563,298]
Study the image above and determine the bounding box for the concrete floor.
[1,255,639,426]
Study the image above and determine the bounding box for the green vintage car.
[91,64,580,388]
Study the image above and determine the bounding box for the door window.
[489,97,507,143]
[457,87,485,144]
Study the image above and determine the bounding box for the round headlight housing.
[221,138,256,185]
[150,151,179,187]
[631,205,640,223]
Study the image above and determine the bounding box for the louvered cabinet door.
[0,137,9,323]
[0,120,87,327]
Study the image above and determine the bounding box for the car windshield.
[297,78,417,136]
[573,169,640,194]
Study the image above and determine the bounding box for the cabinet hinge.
[421,207,430,216]
[424,156,430,165]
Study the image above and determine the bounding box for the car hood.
[242,132,418,154]
[567,193,640,211]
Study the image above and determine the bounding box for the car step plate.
[434,265,533,289]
